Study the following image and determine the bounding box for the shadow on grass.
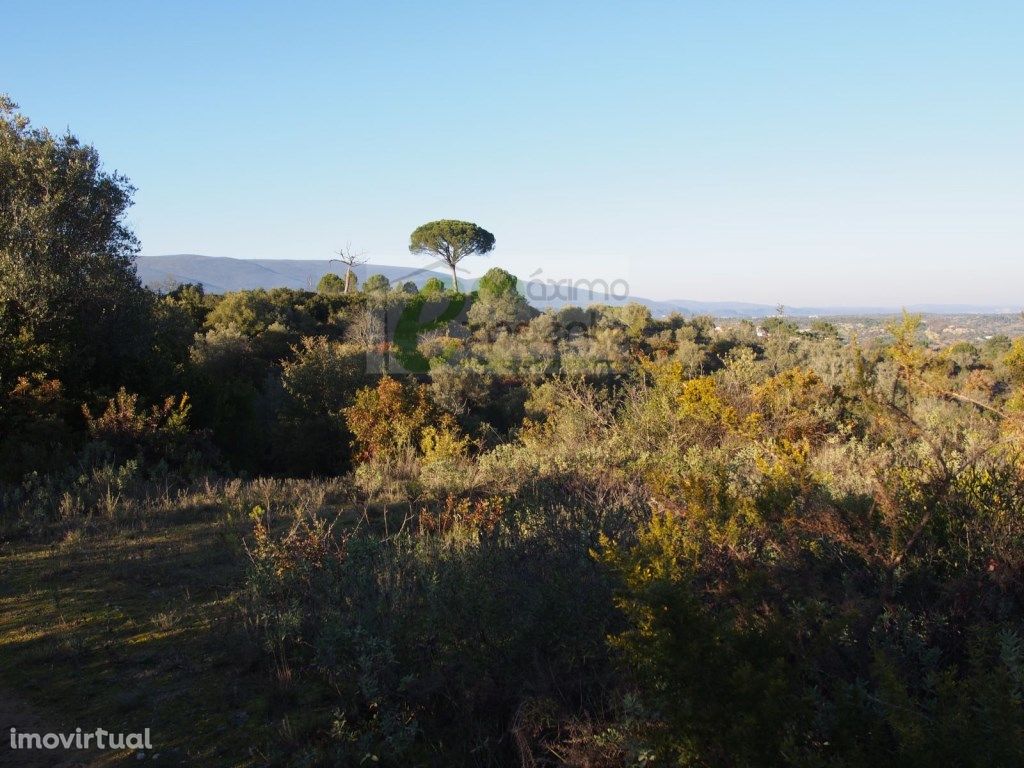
[0,501,272,767]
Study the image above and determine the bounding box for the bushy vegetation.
[3,96,1024,767]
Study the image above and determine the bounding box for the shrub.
[243,496,626,766]
[344,377,433,464]
[205,289,278,336]
[82,387,210,471]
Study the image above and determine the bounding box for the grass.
[0,479,358,767]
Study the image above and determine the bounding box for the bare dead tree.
[331,243,368,294]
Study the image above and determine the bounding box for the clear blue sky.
[4,1,1022,306]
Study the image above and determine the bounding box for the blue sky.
[4,1,1022,306]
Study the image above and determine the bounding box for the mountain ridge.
[137,255,1023,318]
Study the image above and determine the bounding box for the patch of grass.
[0,479,355,766]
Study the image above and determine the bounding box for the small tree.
[421,276,446,297]
[344,377,432,462]
[363,274,391,294]
[317,273,347,295]
[332,243,368,295]
[467,291,531,335]
[205,289,277,336]
[477,267,519,300]
[281,336,363,418]
[617,303,652,340]
[409,220,495,292]
[279,336,364,474]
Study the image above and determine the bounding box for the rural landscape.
[3,92,1024,766]
[4,3,1024,767]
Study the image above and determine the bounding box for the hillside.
[137,254,453,294]
[138,255,1023,318]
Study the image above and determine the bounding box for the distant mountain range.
[137,255,1022,318]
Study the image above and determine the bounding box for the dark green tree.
[363,274,391,294]
[421,276,446,297]
[477,267,519,300]
[0,95,152,394]
[165,282,210,328]
[409,220,495,292]
[317,272,347,295]
[205,289,277,337]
